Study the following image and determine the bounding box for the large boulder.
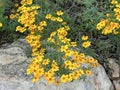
[0,39,114,90]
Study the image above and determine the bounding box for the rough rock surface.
[113,79,120,90]
[107,58,120,78]
[106,58,120,90]
[0,39,114,90]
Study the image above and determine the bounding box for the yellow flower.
[38,26,44,31]
[26,68,32,75]
[50,32,56,37]
[68,63,76,70]
[52,60,57,66]
[73,70,83,80]
[47,77,55,84]
[28,24,37,31]
[15,3,19,7]
[71,42,77,47]
[64,61,72,68]
[55,80,61,86]
[113,30,119,35]
[56,10,63,16]
[42,59,50,65]
[67,74,73,82]
[88,57,95,63]
[62,22,67,25]
[60,45,69,52]
[106,13,110,17]
[96,19,108,30]
[56,17,63,22]
[0,22,2,27]
[73,72,80,80]
[52,65,59,72]
[64,26,70,31]
[37,68,44,77]
[101,22,119,35]
[32,76,39,82]
[16,26,26,33]
[46,14,52,19]
[111,0,118,4]
[82,41,91,48]
[81,35,88,40]
[65,49,73,57]
[60,74,68,83]
[44,72,51,80]
[79,53,85,58]
[48,37,55,43]
[50,16,56,21]
[48,69,55,75]
[85,70,92,76]
[116,14,120,21]
[92,63,99,68]
[39,21,47,27]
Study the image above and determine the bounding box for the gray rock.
[0,39,31,65]
[31,66,114,90]
[88,65,114,90]
[107,58,120,78]
[113,78,120,90]
[0,47,28,65]
[0,75,34,90]
[7,39,31,51]
[0,39,114,90]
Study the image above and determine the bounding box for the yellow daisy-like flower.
[38,26,44,31]
[60,74,68,83]
[71,42,77,47]
[15,3,19,7]
[32,76,40,82]
[56,17,63,22]
[56,10,63,16]
[0,22,2,27]
[39,21,47,27]
[55,80,61,86]
[62,22,67,25]
[45,14,52,19]
[85,70,92,76]
[81,35,88,40]
[47,77,55,84]
[82,41,91,48]
[42,59,50,65]
[16,26,26,33]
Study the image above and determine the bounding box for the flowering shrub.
[0,0,24,44]
[15,0,99,85]
[96,0,120,35]
[96,0,120,65]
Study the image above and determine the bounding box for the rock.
[0,47,28,65]
[0,39,31,65]
[113,78,120,90]
[0,39,114,90]
[7,39,31,51]
[0,74,34,90]
[107,58,120,78]
[88,65,114,90]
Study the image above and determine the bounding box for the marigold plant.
[16,0,99,85]
[96,0,120,35]
[96,0,120,65]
